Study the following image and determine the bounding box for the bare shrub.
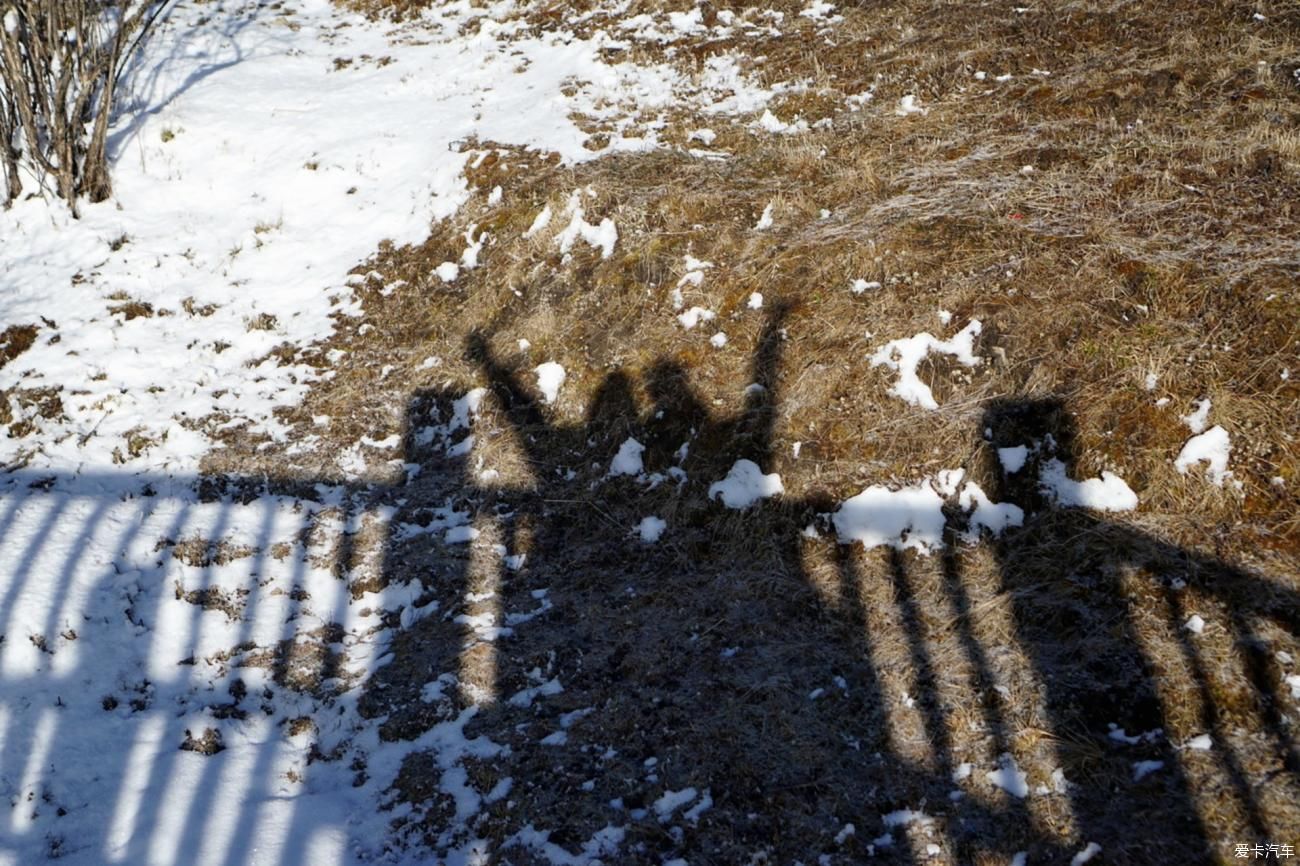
[0,0,175,214]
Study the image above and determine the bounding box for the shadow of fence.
[0,313,1297,864]
[0,468,388,865]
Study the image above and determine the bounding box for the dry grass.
[197,0,1300,862]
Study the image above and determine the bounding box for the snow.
[507,823,625,865]
[1175,425,1232,486]
[755,201,775,230]
[1071,842,1102,865]
[509,677,564,708]
[0,469,521,866]
[609,438,646,476]
[1181,399,1212,433]
[446,525,481,544]
[998,445,1029,474]
[896,94,927,116]
[960,482,1024,537]
[800,2,840,22]
[1,0,775,475]
[881,809,932,829]
[834,472,1020,552]
[710,332,729,348]
[525,206,554,237]
[986,753,1028,798]
[555,191,618,259]
[709,460,784,508]
[535,362,568,405]
[851,279,881,293]
[421,673,458,704]
[1185,734,1213,750]
[1184,614,1206,634]
[677,307,717,329]
[436,261,461,282]
[748,292,764,309]
[666,7,706,34]
[1039,459,1138,512]
[460,225,486,269]
[1132,760,1164,781]
[870,320,982,410]
[637,516,667,543]
[653,787,697,820]
[755,109,808,134]
[1106,724,1157,746]
[834,478,948,553]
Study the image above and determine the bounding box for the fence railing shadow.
[1,309,1296,864]
[0,468,389,865]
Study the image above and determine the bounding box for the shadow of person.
[982,397,1300,863]
[361,310,1096,865]
[5,336,1294,864]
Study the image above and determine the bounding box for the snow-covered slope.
[0,0,770,474]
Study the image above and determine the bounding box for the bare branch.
[0,0,179,212]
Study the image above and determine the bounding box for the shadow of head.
[459,302,795,477]
[981,396,1079,511]
[586,368,637,440]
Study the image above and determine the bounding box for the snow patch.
[870,320,982,410]
[556,191,618,259]
[677,307,716,329]
[997,445,1029,474]
[1132,760,1164,781]
[535,362,567,404]
[653,787,697,820]
[1039,459,1138,512]
[709,460,784,508]
[637,516,667,543]
[1181,398,1212,433]
[1175,425,1232,486]
[986,753,1028,798]
[834,478,948,553]
[1071,843,1103,865]
[896,94,927,115]
[609,438,646,477]
[524,206,553,237]
[834,472,1020,552]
